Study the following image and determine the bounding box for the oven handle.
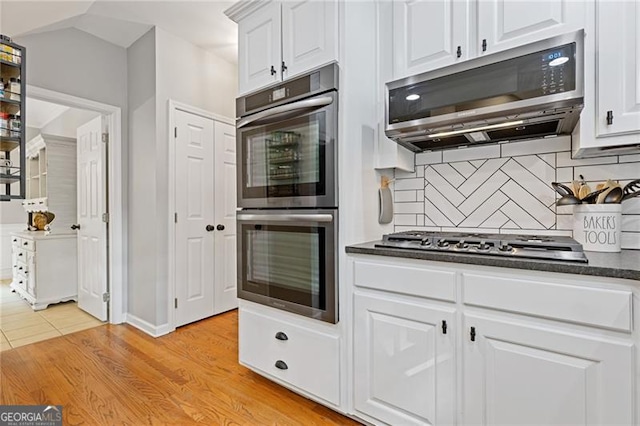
[237,96,334,129]
[237,213,334,223]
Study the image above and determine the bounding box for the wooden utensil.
[578,183,591,199]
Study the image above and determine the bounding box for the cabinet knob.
[216,224,225,231]
[23,242,27,246]
[606,110,614,125]
[71,224,81,230]
[275,331,288,341]
[206,224,215,232]
[270,65,277,76]
[470,326,476,342]
[456,46,462,58]
[281,61,288,74]
[275,360,288,370]
[482,39,487,52]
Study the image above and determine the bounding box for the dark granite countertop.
[346,241,640,281]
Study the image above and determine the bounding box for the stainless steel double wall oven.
[236,63,339,323]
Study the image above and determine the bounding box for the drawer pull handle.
[23,242,28,246]
[18,266,22,270]
[470,326,476,342]
[442,320,447,334]
[18,253,23,257]
[12,239,17,242]
[275,360,288,370]
[275,331,288,341]
[456,46,462,58]
[606,110,614,125]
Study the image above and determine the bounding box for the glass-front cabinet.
[0,34,26,201]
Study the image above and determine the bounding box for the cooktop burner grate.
[376,231,588,263]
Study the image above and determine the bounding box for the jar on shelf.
[8,78,20,101]
[8,114,20,137]
[0,78,4,98]
[0,112,9,137]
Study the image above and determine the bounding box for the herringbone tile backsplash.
[393,136,640,249]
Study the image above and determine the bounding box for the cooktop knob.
[455,240,469,250]
[437,239,449,248]
[499,243,513,252]
[477,241,491,251]
[420,238,431,246]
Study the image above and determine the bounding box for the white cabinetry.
[392,0,470,79]
[231,0,338,95]
[353,293,456,425]
[22,134,77,231]
[347,254,637,426]
[238,301,341,407]
[477,0,585,56]
[9,232,77,310]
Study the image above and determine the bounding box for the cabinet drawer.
[462,273,633,332]
[16,260,28,276]
[239,308,340,405]
[20,238,35,251]
[14,248,27,262]
[11,236,21,248]
[353,259,456,302]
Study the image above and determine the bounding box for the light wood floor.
[0,310,361,425]
[0,281,104,350]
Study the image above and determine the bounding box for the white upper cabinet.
[595,1,640,138]
[233,0,338,95]
[393,0,470,79]
[477,0,585,56]
[281,1,338,80]
[237,2,282,95]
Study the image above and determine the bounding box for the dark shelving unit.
[0,35,25,201]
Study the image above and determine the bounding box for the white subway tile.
[622,215,640,232]
[416,151,442,165]
[425,167,466,206]
[451,161,477,178]
[470,159,486,168]
[416,166,425,178]
[502,159,556,208]
[394,214,417,226]
[458,170,509,215]
[459,192,509,227]
[499,201,545,229]
[621,232,640,249]
[395,169,417,179]
[557,151,618,167]
[432,163,466,187]
[458,158,509,196]
[394,177,424,191]
[574,162,639,181]
[480,210,510,229]
[537,153,556,167]
[443,144,500,163]
[424,196,455,227]
[619,154,640,163]
[394,202,424,214]
[500,181,555,228]
[424,215,437,227]
[394,190,417,202]
[513,155,555,187]
[500,136,571,157]
[556,167,573,183]
[416,189,424,201]
[424,185,465,225]
[502,220,519,229]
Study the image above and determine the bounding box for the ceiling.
[0,0,238,64]
[26,98,70,129]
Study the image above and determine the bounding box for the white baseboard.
[124,313,173,338]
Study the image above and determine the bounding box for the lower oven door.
[237,209,337,323]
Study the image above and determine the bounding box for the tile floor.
[0,279,104,351]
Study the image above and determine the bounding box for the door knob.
[206,225,215,232]
[71,224,81,230]
[216,224,225,231]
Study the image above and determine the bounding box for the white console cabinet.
[10,231,77,310]
[348,254,637,426]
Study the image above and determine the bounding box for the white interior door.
[76,116,108,321]
[213,121,237,314]
[174,109,215,327]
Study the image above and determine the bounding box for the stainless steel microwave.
[386,30,585,152]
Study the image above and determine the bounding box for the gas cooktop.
[376,231,588,263]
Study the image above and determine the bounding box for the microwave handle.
[237,96,333,129]
[237,213,334,223]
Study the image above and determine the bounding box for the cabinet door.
[477,0,585,56]
[237,2,281,95]
[354,293,456,425]
[463,314,634,425]
[393,0,469,79]
[281,0,338,79]
[596,1,640,138]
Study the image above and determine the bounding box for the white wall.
[127,28,158,326]
[40,108,100,138]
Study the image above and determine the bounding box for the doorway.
[168,101,237,329]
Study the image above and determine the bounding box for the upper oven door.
[237,91,338,208]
